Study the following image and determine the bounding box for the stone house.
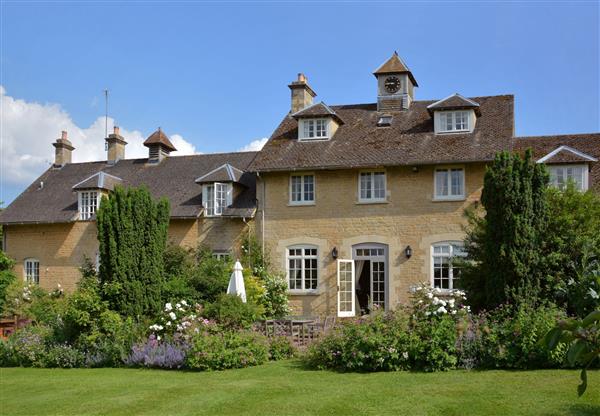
[0,128,257,292]
[1,52,599,317]
[249,53,600,317]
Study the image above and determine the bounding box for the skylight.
[377,115,393,127]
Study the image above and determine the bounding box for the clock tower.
[373,52,418,111]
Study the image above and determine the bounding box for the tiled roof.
[373,52,418,86]
[427,93,481,116]
[0,152,258,224]
[72,172,123,191]
[250,95,515,172]
[144,129,177,152]
[513,134,600,191]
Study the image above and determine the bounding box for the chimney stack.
[105,125,127,164]
[52,130,75,167]
[288,73,316,113]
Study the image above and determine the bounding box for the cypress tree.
[461,149,549,310]
[97,185,169,317]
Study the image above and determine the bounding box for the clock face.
[384,76,401,94]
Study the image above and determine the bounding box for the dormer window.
[78,191,99,220]
[202,183,232,217]
[377,115,393,127]
[299,119,329,140]
[428,94,480,134]
[438,111,470,133]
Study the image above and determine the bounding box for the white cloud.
[0,86,197,188]
[238,137,268,152]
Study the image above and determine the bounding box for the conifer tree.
[461,149,549,310]
[96,186,170,317]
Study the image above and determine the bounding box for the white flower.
[440,300,447,307]
[157,335,161,341]
[448,299,455,307]
[451,310,457,315]
[169,311,177,320]
[165,303,173,312]
[181,300,188,306]
[426,292,433,299]
[436,306,448,314]
[588,288,599,299]
[402,352,409,359]
[166,321,172,327]
[567,278,575,286]
[418,300,423,304]
[425,311,431,316]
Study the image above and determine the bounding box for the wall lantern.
[331,247,338,259]
[404,245,413,259]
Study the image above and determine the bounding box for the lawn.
[1,361,599,416]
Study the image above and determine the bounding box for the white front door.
[337,259,355,317]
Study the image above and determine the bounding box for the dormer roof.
[536,145,598,164]
[72,171,123,191]
[144,128,177,152]
[291,102,344,125]
[195,163,245,184]
[373,52,418,87]
[427,93,481,116]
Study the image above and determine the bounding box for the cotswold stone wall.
[256,164,486,316]
[5,218,252,292]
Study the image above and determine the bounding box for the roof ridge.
[516,132,600,139]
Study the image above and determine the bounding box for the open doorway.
[353,244,387,315]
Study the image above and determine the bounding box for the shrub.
[189,248,233,304]
[204,294,261,330]
[260,272,290,319]
[186,330,268,371]
[0,339,17,367]
[0,250,16,316]
[126,335,188,369]
[10,325,52,367]
[306,311,413,372]
[268,336,296,361]
[457,301,567,370]
[43,344,84,368]
[410,313,458,372]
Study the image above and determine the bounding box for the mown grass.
[1,361,599,415]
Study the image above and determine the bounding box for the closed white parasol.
[227,260,247,303]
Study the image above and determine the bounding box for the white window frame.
[212,251,231,260]
[286,245,319,293]
[435,111,471,133]
[298,118,330,141]
[289,174,315,205]
[202,183,233,217]
[430,242,465,291]
[547,164,589,191]
[24,258,40,285]
[433,166,466,201]
[358,171,387,203]
[78,191,100,220]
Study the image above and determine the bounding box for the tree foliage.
[461,150,549,310]
[96,186,170,318]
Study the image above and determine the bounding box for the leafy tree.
[461,150,549,310]
[0,250,16,316]
[96,186,170,318]
[544,185,600,316]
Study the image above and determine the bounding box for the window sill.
[298,137,330,142]
[356,200,389,205]
[287,202,316,207]
[288,290,320,296]
[432,196,466,202]
[434,130,472,135]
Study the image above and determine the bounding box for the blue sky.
[1,1,599,204]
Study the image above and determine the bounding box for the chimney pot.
[289,73,316,113]
[53,131,74,167]
[113,126,120,136]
